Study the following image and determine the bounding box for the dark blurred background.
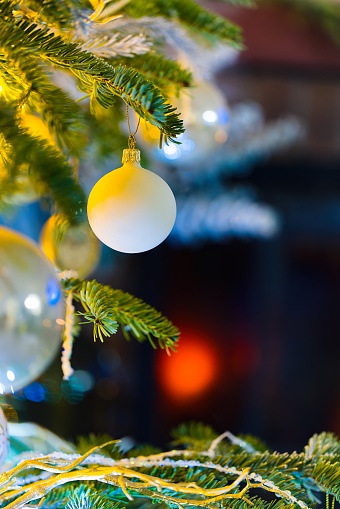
[4,1,340,454]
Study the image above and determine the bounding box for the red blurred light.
[155,333,219,403]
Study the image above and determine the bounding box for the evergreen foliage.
[0,104,86,221]
[0,0,241,358]
[112,53,193,92]
[122,0,243,48]
[1,2,340,508]
[62,277,180,351]
[1,425,340,508]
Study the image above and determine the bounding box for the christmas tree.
[1,0,340,507]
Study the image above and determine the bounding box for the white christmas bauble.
[0,226,64,394]
[142,80,230,165]
[87,149,176,253]
[40,215,101,278]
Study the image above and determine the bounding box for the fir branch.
[171,422,220,451]
[126,444,163,458]
[0,13,86,155]
[0,9,184,143]
[65,485,123,509]
[305,432,340,460]
[1,57,85,155]
[309,459,340,501]
[237,434,270,453]
[14,0,91,31]
[122,0,243,48]
[113,53,193,91]
[76,435,121,457]
[0,104,86,222]
[61,278,180,352]
[4,429,340,509]
[101,16,207,66]
[169,424,311,507]
[107,16,235,80]
[81,32,152,58]
[73,64,183,143]
[76,280,120,342]
[0,447,252,509]
[18,481,124,509]
[0,60,27,103]
[0,446,310,509]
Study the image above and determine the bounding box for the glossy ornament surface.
[40,215,101,278]
[0,227,64,394]
[87,149,176,253]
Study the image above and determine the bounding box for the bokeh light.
[155,332,219,403]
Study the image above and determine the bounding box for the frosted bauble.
[141,80,230,165]
[0,227,64,394]
[87,150,176,253]
[40,215,101,278]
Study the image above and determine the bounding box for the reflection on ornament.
[141,80,230,165]
[40,215,101,278]
[87,148,176,253]
[0,227,64,394]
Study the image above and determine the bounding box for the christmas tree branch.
[4,428,340,509]
[61,277,180,352]
[0,56,85,155]
[0,5,185,143]
[14,0,90,30]
[0,105,86,222]
[112,53,193,92]
[121,0,243,48]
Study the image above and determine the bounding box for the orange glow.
[156,334,219,402]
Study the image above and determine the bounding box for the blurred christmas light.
[141,80,230,166]
[11,372,96,404]
[61,378,85,404]
[24,382,46,403]
[156,333,219,402]
[71,370,95,392]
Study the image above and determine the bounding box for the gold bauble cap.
[122,148,141,164]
